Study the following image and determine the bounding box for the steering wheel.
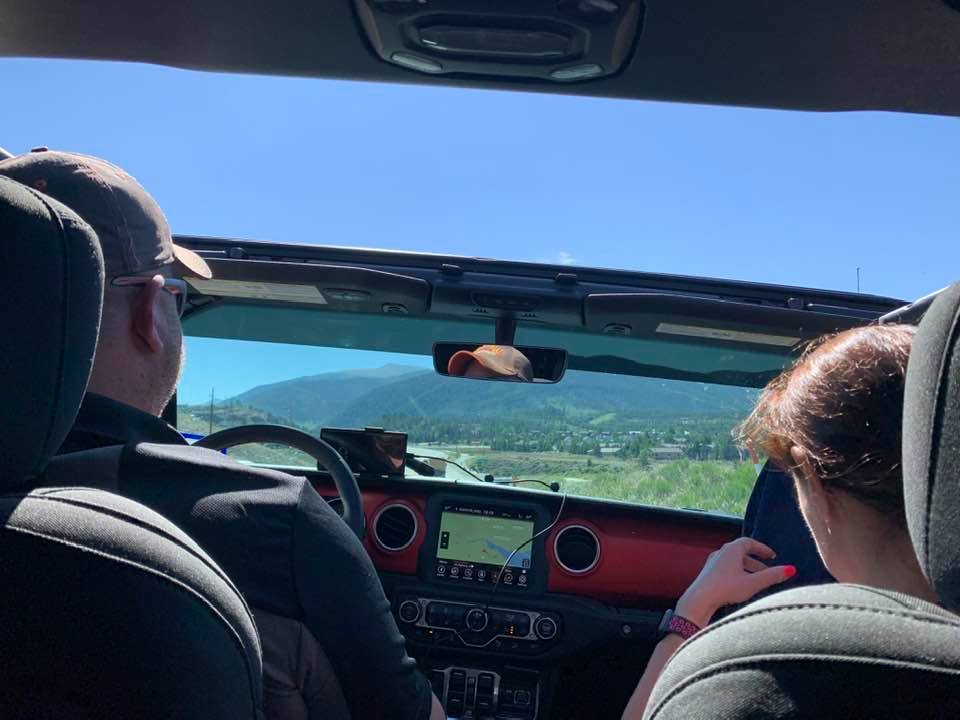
[194,425,366,540]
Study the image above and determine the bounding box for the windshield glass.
[179,333,759,516]
[8,58,957,517]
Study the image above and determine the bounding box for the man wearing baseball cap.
[1,149,211,420]
[0,149,443,720]
[448,344,534,382]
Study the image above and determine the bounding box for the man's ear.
[131,276,166,354]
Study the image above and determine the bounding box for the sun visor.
[187,258,431,315]
[584,293,871,351]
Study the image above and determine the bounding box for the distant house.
[600,446,621,456]
[651,444,685,462]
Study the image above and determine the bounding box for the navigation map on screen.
[437,510,534,569]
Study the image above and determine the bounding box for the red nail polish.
[784,565,797,579]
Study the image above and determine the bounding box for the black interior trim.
[585,293,869,340]
[203,258,432,315]
[176,236,904,316]
[3,0,959,117]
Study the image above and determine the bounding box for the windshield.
[179,332,759,516]
[8,58,957,516]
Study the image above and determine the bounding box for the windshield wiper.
[405,452,483,482]
[405,454,437,477]
[406,453,561,493]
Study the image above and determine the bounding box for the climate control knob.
[465,607,489,632]
[534,616,558,640]
[398,600,421,624]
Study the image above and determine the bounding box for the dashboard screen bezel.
[419,492,553,595]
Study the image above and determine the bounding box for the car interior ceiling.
[2,0,960,116]
[5,1,960,719]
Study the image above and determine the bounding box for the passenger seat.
[642,285,960,719]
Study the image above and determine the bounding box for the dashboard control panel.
[397,596,562,655]
[420,493,554,595]
[429,665,539,720]
[433,502,536,590]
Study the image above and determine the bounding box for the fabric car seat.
[644,284,960,720]
[0,175,263,719]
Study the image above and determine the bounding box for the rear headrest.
[0,176,103,484]
[903,281,960,611]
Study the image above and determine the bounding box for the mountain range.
[225,364,757,429]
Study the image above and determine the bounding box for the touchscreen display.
[435,505,535,588]
[319,428,407,476]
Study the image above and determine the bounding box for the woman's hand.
[675,538,796,627]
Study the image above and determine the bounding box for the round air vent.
[373,503,418,552]
[554,525,600,574]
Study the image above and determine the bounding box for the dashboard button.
[477,673,494,692]
[450,566,460,578]
[465,608,489,632]
[398,600,421,623]
[436,564,446,576]
[477,569,488,581]
[503,572,514,584]
[463,567,474,580]
[518,574,528,585]
[426,602,447,626]
[516,616,531,636]
[535,616,558,640]
[449,669,466,693]
[514,689,532,706]
[447,696,464,717]
[447,605,466,626]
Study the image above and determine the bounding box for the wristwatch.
[657,609,702,642]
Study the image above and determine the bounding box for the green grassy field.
[178,408,756,516]
[451,448,756,516]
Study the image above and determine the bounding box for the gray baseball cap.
[0,148,211,279]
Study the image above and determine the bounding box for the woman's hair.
[737,324,915,525]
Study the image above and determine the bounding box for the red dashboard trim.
[314,480,739,605]
[546,512,737,604]
[319,487,428,575]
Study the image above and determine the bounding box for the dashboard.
[312,475,740,720]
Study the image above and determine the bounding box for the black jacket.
[51,393,432,720]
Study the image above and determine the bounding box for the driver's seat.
[0,176,263,718]
[643,284,960,719]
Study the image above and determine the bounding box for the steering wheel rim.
[193,425,366,539]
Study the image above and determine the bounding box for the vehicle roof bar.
[878,286,950,325]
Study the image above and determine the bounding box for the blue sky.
[3,58,958,402]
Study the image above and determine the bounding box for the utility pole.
[208,387,215,435]
[856,267,861,294]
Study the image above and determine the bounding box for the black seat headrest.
[903,281,960,611]
[646,584,960,720]
[0,175,103,484]
[0,487,263,718]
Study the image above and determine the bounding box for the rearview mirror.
[433,343,568,384]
